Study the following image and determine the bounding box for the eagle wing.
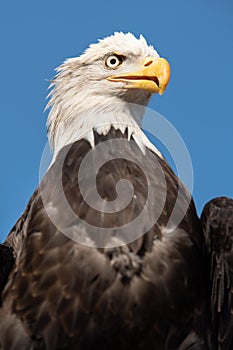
[201,197,233,350]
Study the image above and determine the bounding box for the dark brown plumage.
[201,197,233,350]
[0,129,209,349]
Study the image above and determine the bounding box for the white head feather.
[47,32,162,160]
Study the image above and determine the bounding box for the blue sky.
[0,0,232,241]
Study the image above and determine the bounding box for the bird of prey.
[0,32,232,350]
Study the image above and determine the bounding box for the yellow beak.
[107,57,170,95]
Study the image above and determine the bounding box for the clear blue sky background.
[0,0,232,241]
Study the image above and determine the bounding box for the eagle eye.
[105,54,124,69]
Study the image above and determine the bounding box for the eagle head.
[47,32,170,158]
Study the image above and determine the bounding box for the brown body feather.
[0,130,209,349]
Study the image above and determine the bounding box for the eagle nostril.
[144,60,153,67]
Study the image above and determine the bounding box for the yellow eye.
[105,54,124,69]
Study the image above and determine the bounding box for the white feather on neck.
[48,99,162,164]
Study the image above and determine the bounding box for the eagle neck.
[49,104,162,164]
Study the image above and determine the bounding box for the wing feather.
[201,197,233,350]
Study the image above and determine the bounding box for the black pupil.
[110,58,117,65]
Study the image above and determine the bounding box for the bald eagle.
[0,33,232,350]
